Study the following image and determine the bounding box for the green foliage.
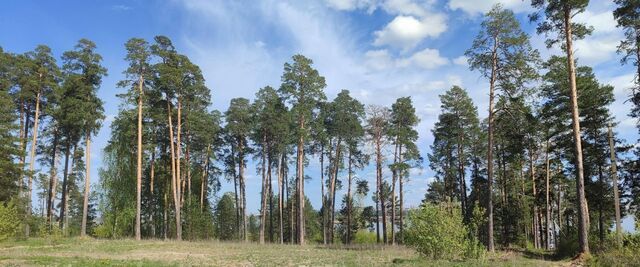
[428,86,480,214]
[404,204,484,260]
[466,4,540,96]
[0,200,20,241]
[353,230,377,244]
[215,192,237,241]
[184,196,215,240]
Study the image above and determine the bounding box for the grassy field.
[0,238,569,266]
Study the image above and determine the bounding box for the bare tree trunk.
[399,145,404,243]
[163,191,168,240]
[150,147,156,238]
[297,117,305,245]
[278,153,284,244]
[200,145,210,212]
[564,5,589,255]
[47,129,59,230]
[81,134,91,236]
[167,102,181,240]
[545,139,551,250]
[320,144,327,245]
[239,139,247,242]
[59,142,71,229]
[531,147,540,249]
[487,35,498,252]
[458,129,467,218]
[377,137,387,244]
[260,135,267,244]
[135,74,144,240]
[346,150,353,244]
[608,124,622,248]
[391,140,399,245]
[268,152,274,243]
[26,90,42,237]
[329,138,342,244]
[186,142,191,206]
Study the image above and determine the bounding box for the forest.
[1,0,640,266]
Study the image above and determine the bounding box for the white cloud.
[365,49,395,70]
[373,15,447,50]
[448,0,531,15]
[571,10,623,66]
[574,10,618,34]
[381,0,429,17]
[398,48,449,69]
[453,55,467,66]
[573,36,620,65]
[365,47,449,70]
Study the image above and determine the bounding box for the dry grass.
[0,238,569,266]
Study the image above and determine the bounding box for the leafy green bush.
[0,200,20,241]
[404,203,484,260]
[353,230,377,244]
[589,247,640,266]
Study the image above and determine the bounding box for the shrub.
[0,200,20,241]
[353,230,377,244]
[555,228,579,258]
[404,203,484,260]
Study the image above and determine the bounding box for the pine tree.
[466,4,540,251]
[58,39,106,234]
[0,47,22,202]
[278,55,326,244]
[530,0,592,255]
[224,98,253,241]
[365,105,390,244]
[428,86,480,218]
[389,97,421,244]
[117,38,151,240]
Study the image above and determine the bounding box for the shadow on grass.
[314,244,396,251]
[509,247,568,262]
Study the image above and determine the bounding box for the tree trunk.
[260,135,267,244]
[346,150,353,244]
[167,101,181,240]
[545,139,551,250]
[329,138,342,244]
[46,128,59,230]
[457,136,467,219]
[278,153,284,244]
[239,139,247,242]
[81,134,91,236]
[268,152,274,243]
[320,143,326,245]
[59,142,71,229]
[608,123,622,248]
[377,137,387,244]
[531,146,540,249]
[564,5,590,255]
[135,74,144,240]
[391,140,399,245]
[297,117,305,245]
[399,145,404,243]
[26,90,42,237]
[487,35,498,253]
[200,144,210,211]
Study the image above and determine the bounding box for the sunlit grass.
[0,238,569,266]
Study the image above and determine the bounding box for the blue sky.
[1,0,637,230]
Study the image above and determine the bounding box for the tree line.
[0,0,639,258]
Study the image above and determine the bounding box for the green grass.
[0,238,569,266]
